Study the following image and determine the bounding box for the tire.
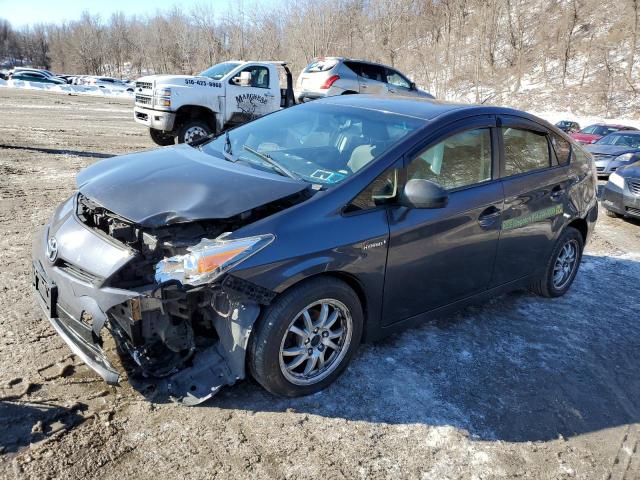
[248,277,363,397]
[605,208,621,218]
[149,128,175,146]
[177,120,213,144]
[529,226,584,298]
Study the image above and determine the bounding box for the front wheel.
[149,128,175,146]
[248,277,363,397]
[177,120,213,144]
[529,226,584,298]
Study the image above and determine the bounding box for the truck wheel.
[529,226,584,298]
[178,121,213,144]
[149,128,175,146]
[248,277,363,397]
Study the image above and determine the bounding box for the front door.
[226,64,280,126]
[382,119,504,325]
[491,116,570,286]
[384,67,419,98]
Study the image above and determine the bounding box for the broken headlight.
[154,234,274,286]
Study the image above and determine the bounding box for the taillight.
[320,75,340,89]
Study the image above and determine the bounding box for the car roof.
[602,129,640,135]
[590,123,634,128]
[315,95,549,125]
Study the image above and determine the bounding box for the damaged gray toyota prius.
[33,96,598,404]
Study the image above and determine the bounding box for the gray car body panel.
[33,96,597,401]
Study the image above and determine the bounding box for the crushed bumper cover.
[32,213,264,405]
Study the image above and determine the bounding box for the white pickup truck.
[134,61,296,145]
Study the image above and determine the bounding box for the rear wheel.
[529,226,584,298]
[178,120,213,144]
[149,128,175,146]
[605,208,621,218]
[249,277,363,397]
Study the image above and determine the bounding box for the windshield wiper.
[224,131,233,158]
[242,145,300,180]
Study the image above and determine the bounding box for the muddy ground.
[0,88,638,479]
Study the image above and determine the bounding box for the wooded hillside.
[2,0,638,116]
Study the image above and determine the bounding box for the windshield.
[199,62,241,80]
[304,59,339,73]
[581,125,619,136]
[595,133,640,148]
[201,103,424,185]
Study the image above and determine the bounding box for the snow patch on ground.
[0,78,133,99]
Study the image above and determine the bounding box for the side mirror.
[233,71,252,87]
[399,178,448,209]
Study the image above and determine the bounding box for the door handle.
[478,206,501,228]
[388,88,396,93]
[550,186,565,201]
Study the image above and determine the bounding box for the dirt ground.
[0,88,639,480]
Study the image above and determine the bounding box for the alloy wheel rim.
[553,239,579,289]
[184,126,208,144]
[279,299,352,386]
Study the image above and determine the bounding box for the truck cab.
[134,61,296,146]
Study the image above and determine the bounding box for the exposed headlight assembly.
[608,171,626,189]
[155,88,172,97]
[155,234,274,286]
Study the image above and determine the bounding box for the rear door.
[225,64,280,125]
[382,117,503,325]
[357,63,387,95]
[490,116,570,286]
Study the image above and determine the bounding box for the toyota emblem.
[46,236,58,262]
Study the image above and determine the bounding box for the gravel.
[0,88,638,480]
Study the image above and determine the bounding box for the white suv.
[295,57,434,102]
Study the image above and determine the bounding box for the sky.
[0,0,265,27]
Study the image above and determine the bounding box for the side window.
[550,132,571,165]
[343,61,363,76]
[407,128,492,190]
[502,128,550,176]
[348,169,398,211]
[360,64,385,82]
[385,68,411,88]
[233,66,270,88]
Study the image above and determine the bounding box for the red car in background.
[571,124,637,144]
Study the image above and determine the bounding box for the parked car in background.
[11,67,55,78]
[295,57,434,103]
[33,96,597,403]
[601,161,640,219]
[570,123,637,144]
[87,76,134,92]
[585,131,640,177]
[10,71,66,85]
[555,120,580,133]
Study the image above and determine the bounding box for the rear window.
[304,59,338,73]
[581,125,619,136]
[550,132,571,165]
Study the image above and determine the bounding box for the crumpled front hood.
[585,144,638,157]
[76,144,308,228]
